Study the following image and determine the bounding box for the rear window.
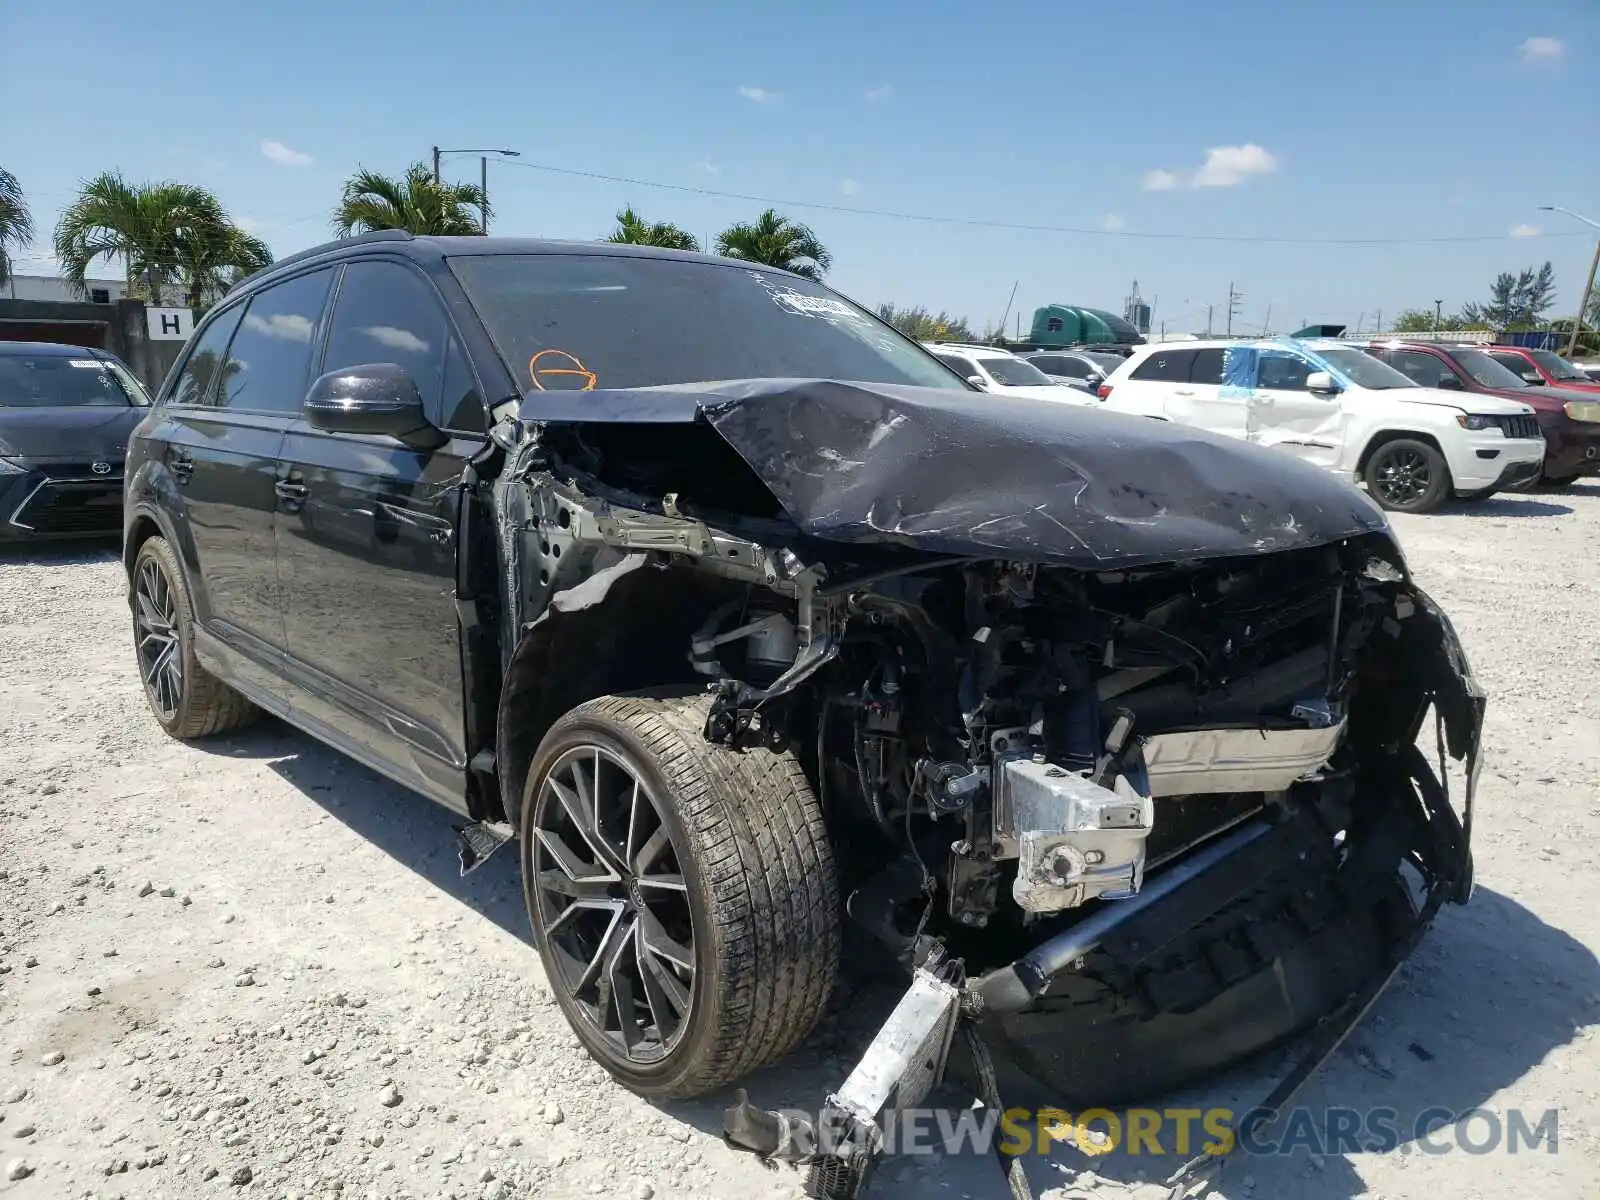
[448,253,964,393]
[0,354,141,407]
[1130,349,1197,382]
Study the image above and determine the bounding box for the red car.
[1480,345,1600,394]
[1362,340,1600,485]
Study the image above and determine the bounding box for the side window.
[1256,353,1312,391]
[937,354,976,378]
[1055,357,1090,379]
[1189,348,1225,385]
[1130,349,1196,382]
[166,303,246,407]
[218,268,334,413]
[321,260,450,423]
[1029,356,1065,374]
[1388,350,1446,388]
[441,337,487,433]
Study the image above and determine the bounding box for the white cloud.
[838,178,859,196]
[1143,144,1277,190]
[243,312,312,342]
[1519,36,1564,63]
[361,325,430,352]
[737,86,778,105]
[1192,144,1278,187]
[693,160,720,175]
[1101,213,1125,232]
[260,139,312,167]
[864,84,892,102]
[234,216,266,233]
[1510,223,1542,238]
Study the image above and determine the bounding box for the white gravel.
[1,485,1597,1199]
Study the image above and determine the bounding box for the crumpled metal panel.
[520,378,1391,568]
[1141,722,1346,797]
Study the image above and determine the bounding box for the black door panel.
[275,425,472,806]
[273,258,478,810]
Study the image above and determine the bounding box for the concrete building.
[5,274,130,305]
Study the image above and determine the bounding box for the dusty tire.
[519,690,839,1099]
[131,535,259,739]
[1363,438,1451,513]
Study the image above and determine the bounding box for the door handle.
[1174,388,1195,396]
[274,480,309,502]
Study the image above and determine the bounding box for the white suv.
[922,343,1091,405]
[1098,338,1545,513]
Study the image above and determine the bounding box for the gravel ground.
[2,485,1597,1200]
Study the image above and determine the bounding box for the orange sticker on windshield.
[529,349,597,391]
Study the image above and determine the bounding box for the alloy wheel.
[134,558,183,721]
[1373,447,1433,509]
[530,745,696,1065]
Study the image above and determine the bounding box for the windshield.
[0,354,142,407]
[1450,349,1530,389]
[1526,350,1587,381]
[1315,347,1416,389]
[982,357,1054,387]
[448,253,966,393]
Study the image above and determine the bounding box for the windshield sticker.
[68,359,105,368]
[746,270,871,327]
[528,349,597,391]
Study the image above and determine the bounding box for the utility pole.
[432,145,441,185]
[1225,282,1242,336]
[1261,304,1272,336]
[480,156,489,234]
[1539,207,1600,356]
[1374,309,1382,335]
[1434,299,1443,334]
[1206,304,1214,337]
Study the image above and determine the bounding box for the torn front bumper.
[724,584,1481,1198]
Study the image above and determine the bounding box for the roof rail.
[228,229,414,294]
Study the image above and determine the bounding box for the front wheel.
[520,691,839,1099]
[1363,438,1451,513]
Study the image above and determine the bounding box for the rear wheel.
[520,691,839,1099]
[131,536,259,738]
[1363,438,1451,513]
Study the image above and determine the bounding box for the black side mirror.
[304,364,447,450]
[1436,374,1464,391]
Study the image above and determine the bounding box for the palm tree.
[0,166,34,287]
[714,209,831,280]
[53,173,260,305]
[175,221,274,311]
[603,205,698,251]
[333,163,487,237]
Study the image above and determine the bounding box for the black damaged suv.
[125,233,1481,1184]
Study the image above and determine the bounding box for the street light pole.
[434,148,521,234]
[1539,206,1600,357]
[1434,299,1443,334]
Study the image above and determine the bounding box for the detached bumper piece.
[723,954,976,1200]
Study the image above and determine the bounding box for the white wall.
[5,275,129,303]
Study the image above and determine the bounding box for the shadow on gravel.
[184,718,1599,1200]
[1435,496,1574,518]
[196,720,530,944]
[660,888,1596,1200]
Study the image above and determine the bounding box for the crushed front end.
[492,380,1482,1198]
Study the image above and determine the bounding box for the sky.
[3,0,1598,337]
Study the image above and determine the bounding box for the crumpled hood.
[521,378,1392,569]
[0,406,140,462]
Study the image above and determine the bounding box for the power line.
[496,158,1588,247]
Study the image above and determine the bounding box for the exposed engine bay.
[488,379,1482,1200]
